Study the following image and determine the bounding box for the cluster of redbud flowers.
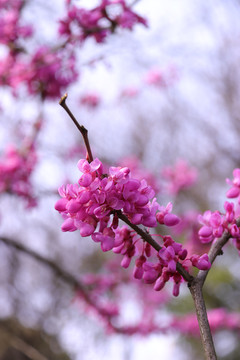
[198,168,240,253]
[0,143,37,207]
[55,158,211,296]
[0,0,33,46]
[0,0,78,100]
[59,0,147,44]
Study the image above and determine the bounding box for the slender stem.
[197,231,231,285]
[198,218,240,285]
[116,211,193,283]
[59,94,94,162]
[190,220,240,358]
[189,280,217,360]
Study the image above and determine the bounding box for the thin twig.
[198,218,240,285]
[59,94,94,162]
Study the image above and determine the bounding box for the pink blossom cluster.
[198,168,240,253]
[119,67,178,100]
[55,158,211,296]
[161,159,198,195]
[55,157,164,235]
[76,274,119,318]
[8,46,78,99]
[59,0,147,44]
[76,261,239,336]
[0,0,33,46]
[0,143,37,207]
[80,93,100,108]
[144,67,178,87]
[172,308,240,336]
[75,262,169,334]
[144,68,167,87]
[120,86,140,98]
[129,234,210,297]
[0,0,79,99]
[0,54,16,87]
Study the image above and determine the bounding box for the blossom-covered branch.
[55,96,211,298]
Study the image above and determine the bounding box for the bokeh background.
[1,0,240,359]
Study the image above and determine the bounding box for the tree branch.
[197,218,240,285]
[188,219,240,359]
[189,280,217,360]
[0,236,93,306]
[59,94,94,162]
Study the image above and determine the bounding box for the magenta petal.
[61,218,77,232]
[133,266,144,279]
[173,282,180,297]
[143,269,158,284]
[168,259,176,273]
[164,213,180,226]
[91,232,101,242]
[197,254,211,270]
[135,194,149,206]
[90,158,102,171]
[67,199,82,213]
[101,236,115,252]
[77,159,91,173]
[78,173,92,187]
[121,255,131,268]
[79,222,95,237]
[141,215,157,227]
[130,213,143,224]
[226,186,240,198]
[154,277,165,291]
[78,190,91,203]
[55,198,68,212]
[198,226,213,238]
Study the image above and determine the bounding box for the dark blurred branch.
[10,335,48,360]
[0,236,93,306]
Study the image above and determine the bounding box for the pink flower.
[12,46,78,99]
[80,93,100,108]
[226,168,240,200]
[156,202,180,227]
[198,210,224,243]
[120,86,139,98]
[0,143,37,207]
[58,0,147,44]
[161,159,198,195]
[190,254,211,271]
[133,255,146,279]
[198,226,213,243]
[144,69,165,87]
